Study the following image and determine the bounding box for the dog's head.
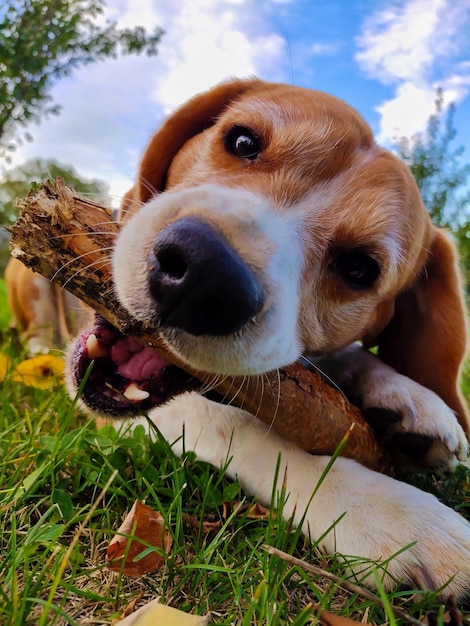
[72,79,468,430]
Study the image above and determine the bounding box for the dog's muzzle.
[70,219,267,416]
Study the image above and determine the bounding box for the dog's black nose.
[147,217,264,336]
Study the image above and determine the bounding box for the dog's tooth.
[123,382,150,402]
[86,333,108,359]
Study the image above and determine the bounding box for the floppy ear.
[117,79,260,223]
[135,78,261,204]
[377,227,469,435]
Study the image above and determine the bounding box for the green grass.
[0,278,12,329]
[0,280,469,625]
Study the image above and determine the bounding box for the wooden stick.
[264,546,427,626]
[9,178,392,473]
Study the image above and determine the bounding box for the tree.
[0,0,163,156]
[395,88,470,230]
[0,158,110,225]
[395,89,470,288]
[0,158,111,269]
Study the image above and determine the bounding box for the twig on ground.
[264,545,428,626]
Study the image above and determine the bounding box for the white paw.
[359,371,468,467]
[313,345,469,468]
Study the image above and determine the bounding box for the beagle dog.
[68,79,470,597]
[5,257,90,354]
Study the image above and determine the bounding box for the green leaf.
[222,482,241,502]
[51,488,74,521]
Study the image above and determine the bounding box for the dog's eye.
[225,126,262,161]
[332,250,381,290]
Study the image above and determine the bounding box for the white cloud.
[122,0,286,113]
[355,0,470,143]
[376,83,436,141]
[6,0,287,203]
[357,0,449,84]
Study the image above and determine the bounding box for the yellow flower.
[0,353,12,381]
[12,355,65,389]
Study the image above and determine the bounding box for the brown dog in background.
[5,257,89,353]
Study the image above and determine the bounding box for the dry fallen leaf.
[222,500,274,521]
[245,502,272,519]
[111,592,145,625]
[107,500,173,577]
[116,599,211,625]
[317,606,373,626]
[182,512,222,536]
[12,354,64,389]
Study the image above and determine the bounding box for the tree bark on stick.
[9,178,392,473]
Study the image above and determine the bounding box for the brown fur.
[5,257,89,353]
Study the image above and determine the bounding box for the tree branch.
[9,178,393,473]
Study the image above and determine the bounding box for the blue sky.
[7,0,470,206]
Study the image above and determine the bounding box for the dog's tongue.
[111,337,169,381]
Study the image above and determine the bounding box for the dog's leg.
[26,276,59,354]
[311,345,468,467]
[132,392,470,598]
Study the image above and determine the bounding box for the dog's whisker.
[214,375,241,405]
[139,178,159,199]
[229,375,250,413]
[262,369,281,436]
[300,355,347,399]
[64,268,112,293]
[96,281,118,304]
[249,373,262,417]
[118,205,143,218]
[51,247,114,281]
[49,230,118,242]
[66,191,107,199]
[259,374,266,418]
[60,257,112,290]
[235,373,264,419]
[222,375,248,408]
[198,372,228,396]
